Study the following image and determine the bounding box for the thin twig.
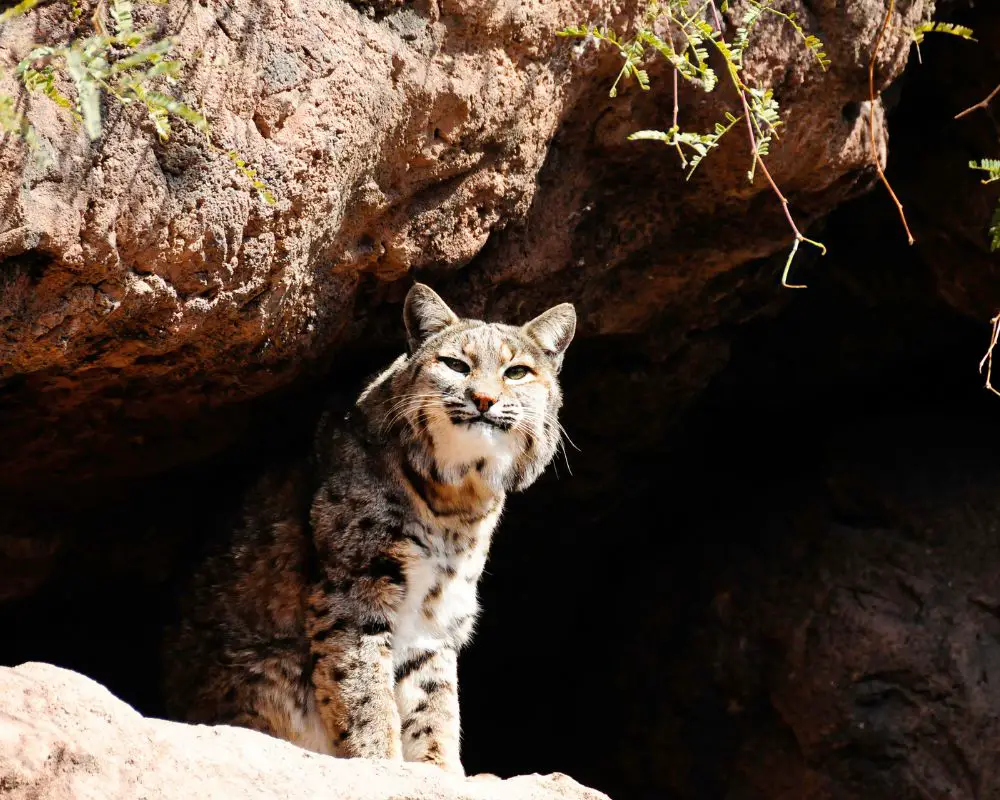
[672,66,679,129]
[955,82,1000,120]
[980,312,1000,396]
[671,65,686,165]
[868,0,914,245]
[707,0,825,288]
[669,25,683,165]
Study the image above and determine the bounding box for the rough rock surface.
[0,0,932,484]
[0,662,609,800]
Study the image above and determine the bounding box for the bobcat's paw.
[422,754,464,777]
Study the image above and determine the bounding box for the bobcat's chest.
[392,510,498,668]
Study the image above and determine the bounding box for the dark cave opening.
[457,221,999,798]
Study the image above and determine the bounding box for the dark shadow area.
[458,212,997,796]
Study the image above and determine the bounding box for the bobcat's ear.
[404,283,459,352]
[523,303,576,371]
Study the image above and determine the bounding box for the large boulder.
[0,0,932,485]
[0,661,609,800]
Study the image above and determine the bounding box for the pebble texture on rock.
[0,662,609,800]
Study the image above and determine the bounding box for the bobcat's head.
[369,283,575,493]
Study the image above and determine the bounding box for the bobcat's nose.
[470,392,497,413]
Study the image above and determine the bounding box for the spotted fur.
[162,284,575,774]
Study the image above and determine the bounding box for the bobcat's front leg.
[394,644,463,774]
[308,597,402,760]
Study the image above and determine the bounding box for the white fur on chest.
[429,418,516,486]
[392,513,498,666]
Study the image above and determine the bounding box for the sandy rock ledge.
[0,662,608,800]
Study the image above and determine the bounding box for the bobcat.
[162,283,576,774]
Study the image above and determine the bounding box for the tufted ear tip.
[523,302,576,360]
[403,283,458,351]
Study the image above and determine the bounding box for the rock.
[0,662,609,800]
[0,0,932,485]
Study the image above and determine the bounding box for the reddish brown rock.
[0,0,932,485]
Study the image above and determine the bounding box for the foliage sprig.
[911,21,975,45]
[0,0,274,203]
[560,0,830,287]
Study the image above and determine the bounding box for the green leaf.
[21,66,80,118]
[556,25,591,38]
[628,111,740,178]
[110,38,174,74]
[147,104,171,141]
[0,0,43,25]
[912,20,976,45]
[148,93,207,132]
[635,29,712,87]
[732,3,765,66]
[110,0,134,36]
[66,47,103,139]
[225,150,276,205]
[627,129,673,143]
[556,24,622,47]
[0,93,51,166]
[971,158,1000,185]
[751,2,830,70]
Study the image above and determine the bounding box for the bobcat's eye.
[439,357,471,374]
[504,365,532,381]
